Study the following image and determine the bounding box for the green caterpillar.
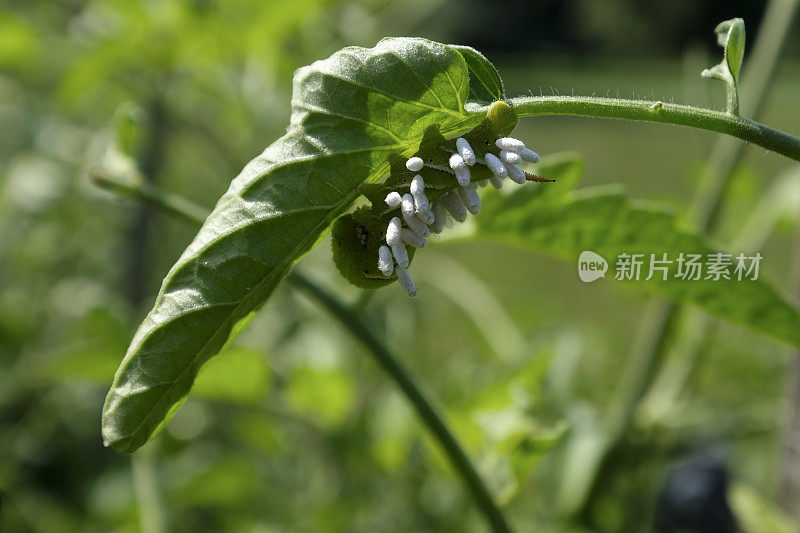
[331,101,550,295]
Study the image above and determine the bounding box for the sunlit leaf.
[102,37,499,453]
[448,44,504,103]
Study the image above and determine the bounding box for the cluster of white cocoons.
[377,136,539,297]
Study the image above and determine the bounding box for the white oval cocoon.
[484,153,507,178]
[495,137,525,152]
[390,241,409,268]
[410,174,425,195]
[377,245,394,276]
[396,266,417,297]
[456,137,476,165]
[454,166,471,187]
[386,216,402,245]
[430,201,448,233]
[449,153,466,171]
[416,206,434,225]
[400,228,426,248]
[385,191,402,208]
[500,150,521,164]
[520,148,541,163]
[401,193,429,237]
[410,175,431,218]
[442,191,468,222]
[457,185,481,215]
[506,163,526,184]
[406,156,424,172]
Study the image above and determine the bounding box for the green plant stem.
[126,99,168,310]
[509,96,800,163]
[691,0,800,229]
[565,0,800,521]
[90,168,210,226]
[288,271,512,533]
[725,82,740,117]
[91,170,512,533]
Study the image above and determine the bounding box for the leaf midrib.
[294,68,464,119]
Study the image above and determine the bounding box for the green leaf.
[191,347,270,404]
[472,351,567,504]
[730,482,798,533]
[0,13,39,70]
[286,367,355,427]
[701,18,745,115]
[112,102,145,158]
[449,45,504,103]
[173,456,257,507]
[102,38,498,453]
[715,18,745,83]
[476,156,800,349]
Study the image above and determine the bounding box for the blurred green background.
[2,0,799,531]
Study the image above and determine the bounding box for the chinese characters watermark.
[578,251,762,283]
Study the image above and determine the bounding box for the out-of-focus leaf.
[476,155,800,349]
[192,347,269,404]
[112,102,145,158]
[0,13,38,69]
[173,456,257,507]
[472,351,567,504]
[730,482,796,533]
[286,367,355,427]
[45,308,130,383]
[102,38,501,453]
[732,167,800,251]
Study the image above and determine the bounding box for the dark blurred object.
[451,0,783,56]
[655,454,736,533]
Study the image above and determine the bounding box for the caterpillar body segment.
[332,101,549,295]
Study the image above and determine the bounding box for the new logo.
[578,250,608,282]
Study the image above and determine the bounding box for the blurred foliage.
[1,0,799,532]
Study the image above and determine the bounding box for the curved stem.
[508,96,800,162]
[91,169,512,533]
[288,271,512,533]
[562,0,800,521]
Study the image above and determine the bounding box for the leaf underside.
[102,38,496,453]
[476,155,800,349]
